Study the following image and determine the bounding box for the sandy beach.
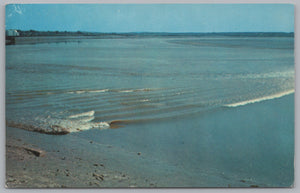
[6,127,158,188]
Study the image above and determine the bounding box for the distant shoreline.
[6,36,90,45]
[7,30,294,37]
[5,32,294,45]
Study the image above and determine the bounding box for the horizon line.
[6,30,294,34]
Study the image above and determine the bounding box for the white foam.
[10,110,110,134]
[67,89,109,94]
[119,90,134,93]
[88,89,109,93]
[65,110,110,132]
[48,116,109,133]
[68,121,110,132]
[135,88,155,92]
[92,122,110,130]
[75,90,85,94]
[224,89,294,107]
[67,88,157,94]
[54,120,110,133]
[68,110,95,119]
[118,88,158,93]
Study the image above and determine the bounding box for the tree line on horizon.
[7,29,294,37]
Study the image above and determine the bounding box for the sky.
[5,4,294,33]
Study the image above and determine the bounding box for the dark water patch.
[93,101,214,122]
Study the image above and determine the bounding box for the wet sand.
[6,126,162,188]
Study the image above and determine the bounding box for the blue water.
[6,36,294,187]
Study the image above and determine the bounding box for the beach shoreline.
[5,94,294,188]
[6,126,158,188]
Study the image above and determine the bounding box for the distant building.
[6,29,20,37]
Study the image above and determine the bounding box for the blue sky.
[5,4,294,32]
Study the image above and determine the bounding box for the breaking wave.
[7,110,111,135]
[224,89,294,107]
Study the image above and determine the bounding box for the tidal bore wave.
[7,110,111,135]
[224,89,294,107]
[5,37,294,136]
[6,87,295,135]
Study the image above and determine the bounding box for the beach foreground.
[6,94,294,188]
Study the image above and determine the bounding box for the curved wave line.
[224,89,294,107]
[68,110,95,118]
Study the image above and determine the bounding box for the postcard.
[5,4,294,188]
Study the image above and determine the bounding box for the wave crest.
[224,89,294,107]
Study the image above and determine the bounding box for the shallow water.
[6,36,294,187]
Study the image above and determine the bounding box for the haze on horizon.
[5,4,294,33]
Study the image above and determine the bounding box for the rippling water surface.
[6,36,294,133]
[6,36,294,186]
